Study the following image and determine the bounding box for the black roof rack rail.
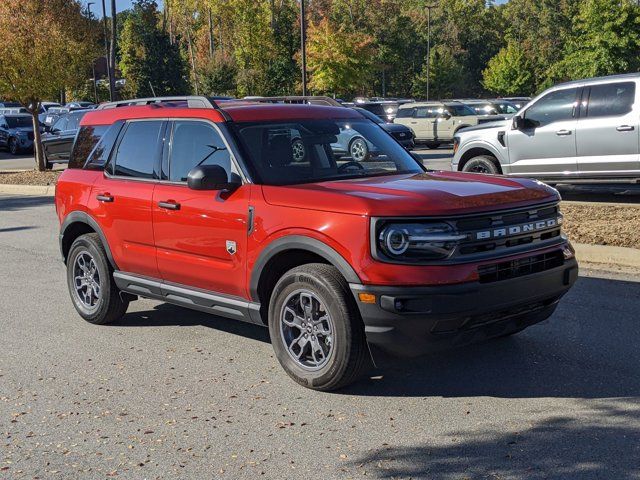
[95,95,233,121]
[241,96,344,107]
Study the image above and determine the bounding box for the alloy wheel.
[73,251,101,311]
[292,139,305,162]
[350,139,367,162]
[279,289,334,370]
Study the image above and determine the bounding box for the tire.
[349,137,370,162]
[8,138,20,155]
[291,138,305,162]
[462,155,501,175]
[425,142,440,149]
[268,263,369,391]
[66,233,129,325]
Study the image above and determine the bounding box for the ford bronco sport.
[55,96,578,391]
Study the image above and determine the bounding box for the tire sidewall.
[9,138,19,155]
[66,236,112,323]
[268,270,353,389]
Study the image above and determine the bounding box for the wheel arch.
[60,211,117,268]
[250,236,361,324]
[458,146,503,173]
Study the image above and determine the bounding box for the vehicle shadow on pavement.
[0,195,54,211]
[343,275,640,399]
[115,302,271,344]
[347,401,640,479]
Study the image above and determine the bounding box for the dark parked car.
[65,101,96,109]
[356,99,413,122]
[0,114,35,154]
[42,110,90,168]
[353,107,414,150]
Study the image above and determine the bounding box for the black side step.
[113,271,263,325]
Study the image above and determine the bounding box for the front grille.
[391,131,412,141]
[478,250,564,284]
[450,203,563,260]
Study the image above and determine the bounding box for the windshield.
[233,119,423,186]
[6,117,32,128]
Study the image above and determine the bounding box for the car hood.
[381,123,411,133]
[261,171,558,217]
[457,119,509,134]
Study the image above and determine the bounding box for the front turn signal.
[358,293,376,304]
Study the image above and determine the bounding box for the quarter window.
[168,121,231,182]
[68,125,109,169]
[585,82,635,118]
[524,88,578,127]
[112,121,163,179]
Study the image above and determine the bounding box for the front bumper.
[350,258,578,356]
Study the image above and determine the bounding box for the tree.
[306,18,374,95]
[119,0,189,98]
[0,0,96,171]
[412,46,466,99]
[482,42,534,95]
[551,0,640,81]
[200,53,238,96]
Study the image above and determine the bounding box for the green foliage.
[551,0,640,81]
[119,0,189,97]
[412,46,465,99]
[200,54,238,96]
[482,42,534,96]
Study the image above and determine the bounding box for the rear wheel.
[462,155,501,175]
[425,142,440,149]
[66,233,129,325]
[291,138,305,162]
[268,264,369,391]
[349,137,369,162]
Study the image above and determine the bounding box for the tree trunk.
[29,106,46,171]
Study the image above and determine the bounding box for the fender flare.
[249,235,361,301]
[455,141,504,170]
[60,211,117,268]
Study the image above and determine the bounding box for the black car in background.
[352,107,415,150]
[354,98,413,122]
[41,110,90,168]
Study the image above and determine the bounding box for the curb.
[0,184,56,196]
[573,243,640,270]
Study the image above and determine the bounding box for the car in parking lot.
[452,73,640,182]
[0,113,35,154]
[351,107,415,150]
[355,98,414,122]
[55,95,577,391]
[41,109,90,168]
[502,97,531,109]
[393,101,479,149]
[458,99,519,121]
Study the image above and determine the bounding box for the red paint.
[56,102,566,304]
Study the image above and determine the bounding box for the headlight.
[375,221,467,262]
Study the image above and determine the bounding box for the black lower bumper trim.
[350,258,578,356]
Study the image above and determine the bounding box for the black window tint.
[586,82,635,118]
[169,121,230,182]
[81,123,122,170]
[525,88,578,127]
[68,125,108,169]
[396,108,414,118]
[113,121,163,178]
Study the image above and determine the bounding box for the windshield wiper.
[195,145,227,167]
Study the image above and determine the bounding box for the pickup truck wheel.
[268,263,368,391]
[66,233,129,325]
[462,155,500,175]
[425,142,440,149]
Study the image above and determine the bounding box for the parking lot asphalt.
[1,193,640,479]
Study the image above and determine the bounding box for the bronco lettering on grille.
[476,218,558,240]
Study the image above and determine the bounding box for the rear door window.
[585,82,635,118]
[112,121,164,179]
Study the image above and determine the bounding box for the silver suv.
[394,101,479,149]
[452,73,640,182]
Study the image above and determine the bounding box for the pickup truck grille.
[448,202,563,262]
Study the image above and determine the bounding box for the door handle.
[96,194,114,203]
[616,125,635,132]
[556,129,572,136]
[158,200,181,211]
[410,121,418,124]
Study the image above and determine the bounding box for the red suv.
[55,96,578,391]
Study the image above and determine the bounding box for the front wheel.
[268,264,369,391]
[8,138,20,155]
[461,155,501,175]
[66,233,129,325]
[349,137,369,162]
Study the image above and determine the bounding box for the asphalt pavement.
[1,194,639,479]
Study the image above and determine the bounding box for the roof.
[0,113,31,117]
[80,102,362,126]
[398,101,446,108]
[553,72,640,89]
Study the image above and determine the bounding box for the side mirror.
[187,164,240,191]
[440,111,452,120]
[513,115,525,130]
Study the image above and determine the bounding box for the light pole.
[109,0,117,101]
[101,0,113,101]
[300,0,307,96]
[425,3,437,101]
[86,3,98,103]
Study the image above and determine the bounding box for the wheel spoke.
[282,307,305,328]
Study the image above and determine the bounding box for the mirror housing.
[440,111,452,120]
[187,164,240,191]
[513,114,537,130]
